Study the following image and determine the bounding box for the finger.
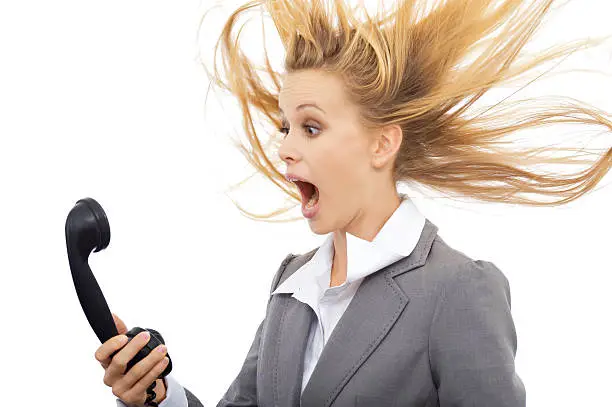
[113,357,168,405]
[95,335,129,369]
[112,313,128,335]
[127,357,170,404]
[119,343,168,390]
[105,331,152,383]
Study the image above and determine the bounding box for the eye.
[278,126,289,137]
[304,125,321,136]
[277,123,321,138]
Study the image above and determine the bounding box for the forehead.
[278,70,348,115]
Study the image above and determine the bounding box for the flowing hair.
[198,0,612,222]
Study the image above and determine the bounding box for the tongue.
[306,186,319,207]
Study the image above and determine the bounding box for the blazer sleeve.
[215,253,296,407]
[428,260,526,407]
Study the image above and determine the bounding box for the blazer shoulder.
[424,234,511,294]
[268,248,318,294]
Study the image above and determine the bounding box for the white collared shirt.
[270,194,426,393]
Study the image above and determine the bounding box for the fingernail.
[139,331,150,340]
[157,345,167,353]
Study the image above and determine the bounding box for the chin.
[307,218,331,235]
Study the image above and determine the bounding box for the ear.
[370,124,402,170]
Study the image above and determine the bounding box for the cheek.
[334,139,370,182]
[317,139,369,198]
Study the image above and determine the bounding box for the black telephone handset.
[65,197,172,406]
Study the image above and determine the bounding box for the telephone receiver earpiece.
[65,197,172,378]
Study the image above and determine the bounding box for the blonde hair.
[199,0,612,221]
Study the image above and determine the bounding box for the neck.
[329,191,402,287]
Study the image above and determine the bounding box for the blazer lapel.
[258,251,318,407]
[300,218,439,407]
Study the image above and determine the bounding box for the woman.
[95,0,612,406]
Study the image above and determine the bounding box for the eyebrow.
[279,103,326,116]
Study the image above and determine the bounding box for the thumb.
[112,312,128,335]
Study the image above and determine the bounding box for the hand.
[94,313,168,406]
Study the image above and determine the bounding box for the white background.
[0,0,611,406]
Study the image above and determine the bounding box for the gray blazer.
[182,218,525,407]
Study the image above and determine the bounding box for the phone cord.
[144,380,159,407]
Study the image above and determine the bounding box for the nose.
[278,137,299,165]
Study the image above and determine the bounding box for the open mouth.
[293,180,319,208]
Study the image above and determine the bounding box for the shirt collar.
[271,194,426,296]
